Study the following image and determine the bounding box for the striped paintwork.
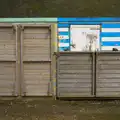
[57,23,70,51]
[57,18,120,51]
[101,23,120,50]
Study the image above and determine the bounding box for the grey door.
[0,24,19,96]
[57,52,94,97]
[96,52,120,97]
[20,24,52,96]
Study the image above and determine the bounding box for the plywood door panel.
[21,26,51,96]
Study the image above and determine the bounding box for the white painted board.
[70,25,100,51]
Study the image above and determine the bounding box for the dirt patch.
[0,99,120,120]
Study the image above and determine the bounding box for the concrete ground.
[0,98,120,120]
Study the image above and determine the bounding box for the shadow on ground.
[0,98,120,120]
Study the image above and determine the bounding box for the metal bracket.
[70,43,76,48]
[48,25,51,31]
[19,25,24,31]
[12,91,15,96]
[22,92,26,96]
[54,53,60,58]
[12,25,16,33]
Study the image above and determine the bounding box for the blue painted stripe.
[57,22,101,29]
[102,41,120,46]
[59,47,64,51]
[59,47,70,51]
[101,32,120,37]
[58,32,69,35]
[58,24,69,27]
[59,39,70,43]
[58,17,120,22]
[102,24,120,28]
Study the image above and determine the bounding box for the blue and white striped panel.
[101,23,120,50]
[58,23,70,51]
